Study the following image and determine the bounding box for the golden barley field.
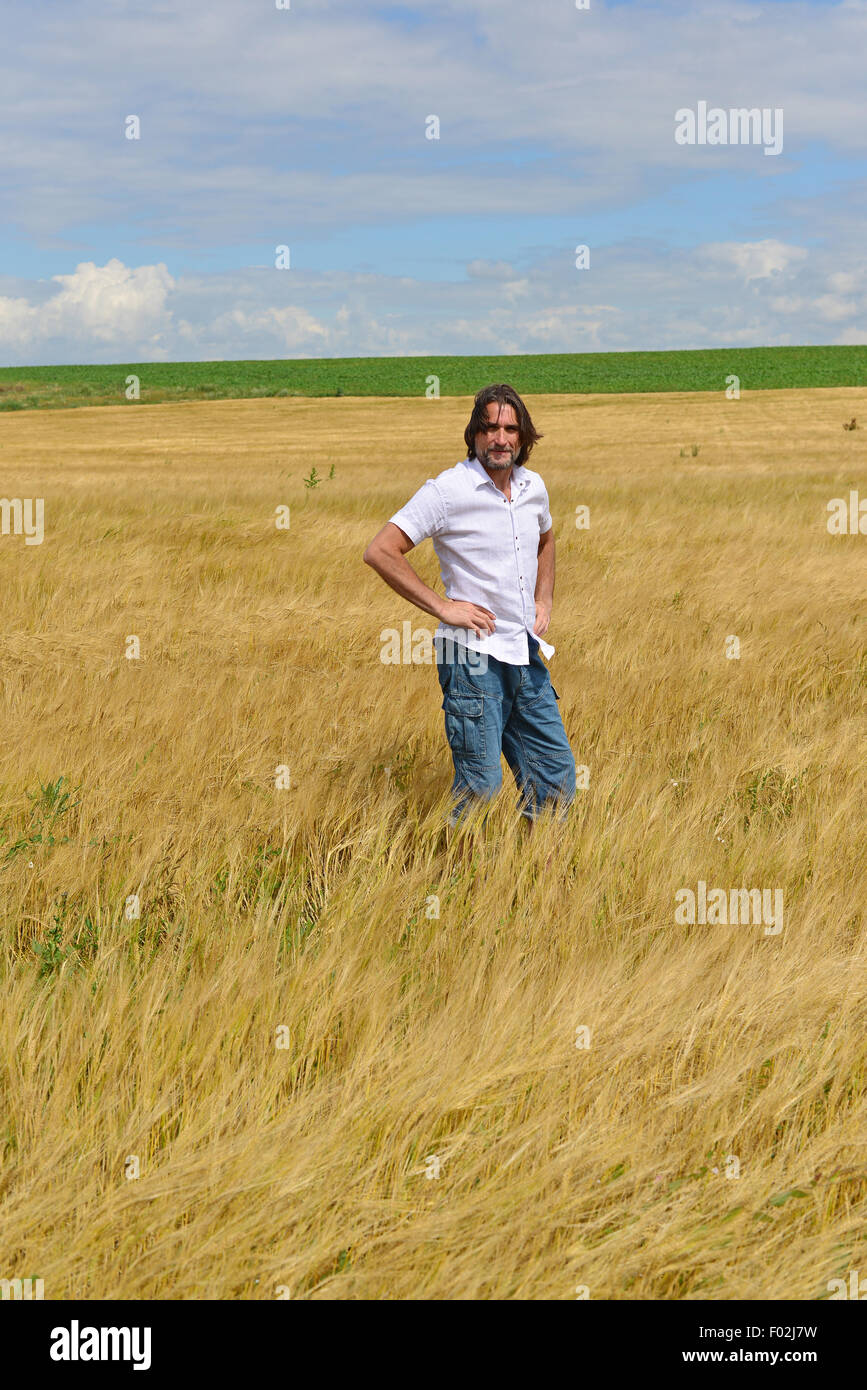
[0,387,864,1301]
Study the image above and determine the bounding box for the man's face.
[474,402,521,471]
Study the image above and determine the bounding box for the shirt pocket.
[442,693,486,759]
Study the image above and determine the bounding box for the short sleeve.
[388,479,447,546]
[539,484,553,534]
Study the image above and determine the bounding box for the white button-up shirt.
[389,455,555,665]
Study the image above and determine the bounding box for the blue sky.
[1,0,865,364]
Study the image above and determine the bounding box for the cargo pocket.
[442,694,485,760]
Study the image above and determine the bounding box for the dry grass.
[0,388,864,1300]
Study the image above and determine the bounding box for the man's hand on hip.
[438,598,497,638]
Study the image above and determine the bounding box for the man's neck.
[482,462,513,498]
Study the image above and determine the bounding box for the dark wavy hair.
[464,383,542,468]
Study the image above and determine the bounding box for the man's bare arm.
[363,523,496,637]
[533,526,555,636]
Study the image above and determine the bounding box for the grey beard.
[481,450,513,469]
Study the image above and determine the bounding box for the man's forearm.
[535,532,555,607]
[364,547,446,621]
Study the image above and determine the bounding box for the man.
[363,382,576,825]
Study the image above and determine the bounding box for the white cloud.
[0,232,864,365]
[812,293,859,322]
[769,295,805,314]
[466,260,515,280]
[827,270,864,295]
[835,324,867,345]
[1,1,867,361]
[210,304,329,352]
[0,259,174,352]
[699,240,808,282]
[3,0,867,245]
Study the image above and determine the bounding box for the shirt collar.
[464,455,530,493]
